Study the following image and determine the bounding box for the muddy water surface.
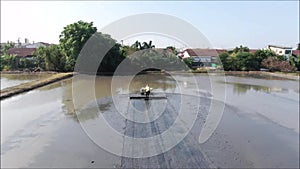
[0,73,53,89]
[1,73,299,168]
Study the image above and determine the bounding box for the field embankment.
[0,72,74,100]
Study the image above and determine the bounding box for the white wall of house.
[182,51,190,58]
[267,45,292,59]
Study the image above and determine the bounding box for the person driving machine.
[144,84,150,97]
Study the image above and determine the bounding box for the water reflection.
[61,73,176,122]
[1,73,299,168]
[228,73,295,81]
[227,82,288,95]
[0,73,52,89]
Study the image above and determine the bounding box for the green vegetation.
[1,21,299,73]
[219,46,298,72]
[34,45,66,71]
[59,21,97,71]
[0,54,17,70]
[131,40,155,50]
[1,41,14,54]
[183,57,194,69]
[96,33,125,72]
[128,48,185,71]
[261,57,295,72]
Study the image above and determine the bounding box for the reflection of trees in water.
[129,73,176,93]
[75,102,112,122]
[60,74,176,122]
[229,74,292,81]
[230,82,287,95]
[62,95,112,122]
[1,74,52,80]
[38,78,72,91]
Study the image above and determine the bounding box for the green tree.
[121,45,138,57]
[94,33,125,72]
[128,49,185,71]
[219,52,230,70]
[231,45,249,54]
[1,41,15,54]
[141,41,155,49]
[131,40,155,50]
[275,55,286,61]
[262,57,295,72]
[183,57,194,70]
[59,20,97,71]
[297,43,300,50]
[34,45,66,71]
[166,46,177,55]
[0,54,17,70]
[131,41,140,50]
[288,55,300,71]
[34,46,47,69]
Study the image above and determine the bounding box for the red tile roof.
[185,49,219,57]
[216,49,227,54]
[7,48,36,57]
[249,49,258,54]
[292,50,300,56]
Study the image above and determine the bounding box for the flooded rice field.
[1,73,299,168]
[0,73,53,90]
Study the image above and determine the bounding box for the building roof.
[7,48,36,57]
[249,49,258,54]
[185,49,219,57]
[38,42,51,47]
[268,45,292,49]
[292,50,300,56]
[216,49,227,54]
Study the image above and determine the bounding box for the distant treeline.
[219,46,299,72]
[1,21,182,73]
[1,21,299,72]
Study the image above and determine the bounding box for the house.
[249,49,258,54]
[7,48,36,58]
[25,42,51,48]
[5,48,37,69]
[181,48,220,68]
[267,45,292,59]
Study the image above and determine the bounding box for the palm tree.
[142,40,155,49]
[131,40,155,50]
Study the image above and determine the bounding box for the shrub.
[261,57,295,72]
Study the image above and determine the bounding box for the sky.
[1,1,299,49]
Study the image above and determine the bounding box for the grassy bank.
[187,70,299,80]
[0,72,74,100]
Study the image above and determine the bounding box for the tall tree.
[131,40,155,50]
[232,45,250,53]
[34,45,66,71]
[94,33,125,72]
[166,46,177,55]
[219,52,230,70]
[59,20,97,71]
[1,41,15,54]
[141,40,155,49]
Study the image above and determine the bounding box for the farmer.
[145,84,151,97]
